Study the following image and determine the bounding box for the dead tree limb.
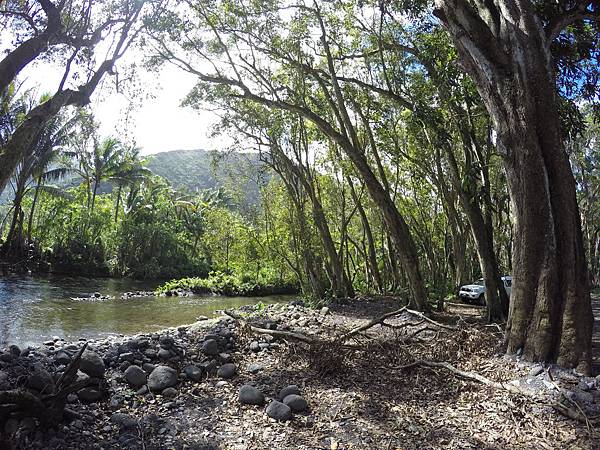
[224,310,317,344]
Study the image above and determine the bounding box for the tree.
[0,0,153,192]
[433,0,598,372]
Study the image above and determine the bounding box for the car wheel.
[478,294,486,305]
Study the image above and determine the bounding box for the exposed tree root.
[0,343,91,428]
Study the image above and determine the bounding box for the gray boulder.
[283,394,308,412]
[183,365,203,381]
[238,384,264,405]
[266,401,292,421]
[124,365,147,387]
[147,366,177,392]
[202,339,219,356]
[80,350,105,378]
[27,368,54,393]
[77,387,103,402]
[278,385,301,400]
[162,387,178,398]
[55,350,72,365]
[217,363,237,379]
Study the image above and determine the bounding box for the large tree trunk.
[435,0,593,372]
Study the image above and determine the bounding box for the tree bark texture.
[435,0,593,372]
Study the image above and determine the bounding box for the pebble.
[162,387,178,398]
[528,366,544,377]
[247,363,263,374]
[266,400,292,421]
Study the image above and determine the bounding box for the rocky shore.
[0,299,598,449]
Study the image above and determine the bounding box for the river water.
[0,275,292,347]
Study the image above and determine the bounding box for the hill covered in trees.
[146,149,265,208]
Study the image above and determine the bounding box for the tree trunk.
[26,179,41,244]
[435,0,593,372]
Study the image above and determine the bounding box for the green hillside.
[0,149,267,208]
[146,149,266,207]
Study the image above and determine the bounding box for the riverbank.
[1,298,598,449]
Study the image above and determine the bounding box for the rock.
[249,341,260,352]
[578,379,594,392]
[202,339,219,356]
[144,349,157,359]
[110,413,137,429]
[259,343,270,350]
[0,370,10,390]
[80,350,106,378]
[136,386,148,395]
[0,353,13,363]
[77,387,103,403]
[528,366,544,377]
[247,363,263,374]
[183,365,203,381]
[158,348,171,359]
[27,367,54,393]
[55,350,72,365]
[159,336,175,349]
[219,352,232,363]
[200,360,218,375]
[283,394,308,412]
[217,363,237,379]
[216,381,228,388]
[238,384,264,405]
[43,340,54,346]
[147,366,177,392]
[142,363,156,374]
[266,401,292,421]
[162,387,178,398]
[279,385,301,400]
[8,345,20,356]
[124,365,147,387]
[119,352,135,362]
[320,306,330,316]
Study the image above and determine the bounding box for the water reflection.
[0,275,291,347]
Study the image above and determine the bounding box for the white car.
[458,276,512,304]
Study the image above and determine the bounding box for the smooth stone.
[320,306,330,316]
[238,384,264,405]
[136,386,149,395]
[279,385,301,400]
[202,339,219,356]
[142,363,156,374]
[8,345,20,356]
[183,365,203,382]
[217,363,236,379]
[266,401,292,421]
[80,350,106,378]
[147,366,177,392]
[283,394,308,412]
[124,365,147,387]
[158,348,171,359]
[162,387,178,398]
[159,336,175,349]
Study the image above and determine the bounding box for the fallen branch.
[224,310,317,344]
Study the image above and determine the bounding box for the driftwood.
[0,342,91,428]
[225,306,455,346]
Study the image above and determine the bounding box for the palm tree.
[2,101,74,257]
[108,146,152,223]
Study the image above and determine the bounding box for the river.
[0,275,292,347]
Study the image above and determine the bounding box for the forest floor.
[1,295,600,449]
